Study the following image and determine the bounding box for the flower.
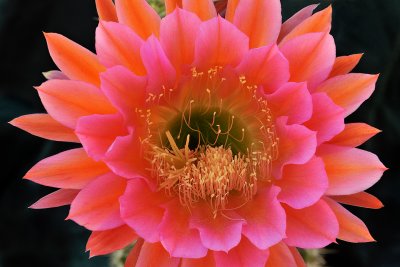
[11,0,386,266]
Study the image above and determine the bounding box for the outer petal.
[324,197,375,242]
[190,204,245,252]
[289,247,307,267]
[160,8,202,72]
[100,66,147,124]
[230,0,281,47]
[318,144,386,195]
[10,114,79,142]
[76,114,127,161]
[236,186,286,249]
[331,192,383,209]
[315,73,379,117]
[96,21,146,75]
[25,148,109,189]
[87,225,138,257]
[328,123,381,147]
[274,117,317,178]
[135,242,180,267]
[193,16,249,70]
[265,82,312,124]
[115,0,161,39]
[120,179,166,242]
[278,4,318,42]
[44,33,105,86]
[276,157,328,209]
[165,0,183,14]
[95,0,118,22]
[68,173,126,231]
[281,32,336,90]
[329,54,363,77]
[124,239,144,267]
[213,237,270,267]
[181,252,216,267]
[224,0,237,20]
[30,189,79,209]
[279,6,332,45]
[36,80,115,129]
[265,242,302,267]
[284,200,339,248]
[42,70,69,80]
[141,36,176,94]
[235,44,289,93]
[182,0,217,21]
[304,92,345,145]
[159,200,208,258]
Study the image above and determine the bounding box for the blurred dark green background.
[1,0,399,266]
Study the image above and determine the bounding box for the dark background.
[0,0,399,266]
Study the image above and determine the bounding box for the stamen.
[141,66,279,216]
[152,142,269,214]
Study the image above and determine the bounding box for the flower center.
[142,67,279,214]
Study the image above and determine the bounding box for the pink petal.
[304,92,345,145]
[213,237,270,267]
[10,114,79,142]
[279,6,332,45]
[182,0,217,21]
[30,189,79,209]
[159,199,208,258]
[25,148,109,189]
[284,199,339,248]
[230,0,281,47]
[120,179,167,242]
[100,66,147,124]
[103,129,146,178]
[135,242,180,267]
[193,16,248,70]
[265,242,303,267]
[265,82,312,124]
[278,4,318,42]
[160,8,202,72]
[36,80,115,129]
[190,204,245,252]
[115,0,161,39]
[75,114,127,161]
[87,225,138,257]
[276,157,328,209]
[141,35,176,94]
[315,73,379,117]
[235,44,289,93]
[273,117,317,178]
[331,192,383,209]
[280,32,336,90]
[96,21,146,75]
[317,144,386,195]
[236,186,286,249]
[44,33,105,86]
[324,197,375,242]
[328,123,381,147]
[68,173,126,231]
